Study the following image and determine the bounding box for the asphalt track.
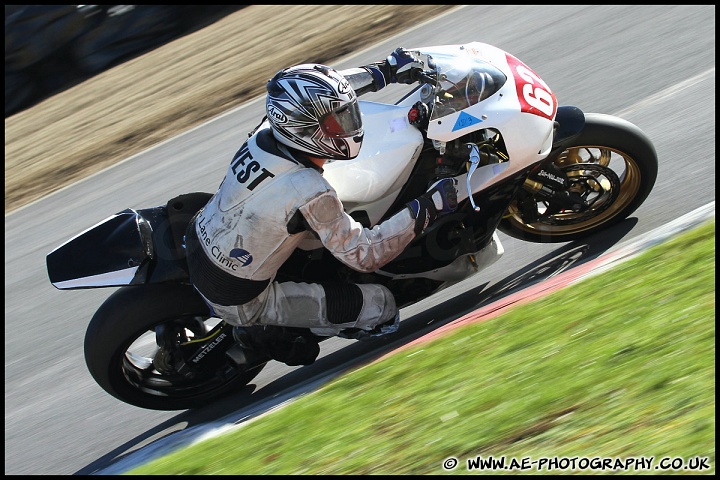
[4,5,715,475]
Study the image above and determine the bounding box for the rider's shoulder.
[287,167,333,198]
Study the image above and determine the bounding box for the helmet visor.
[319,100,362,138]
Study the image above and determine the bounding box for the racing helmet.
[265,64,363,160]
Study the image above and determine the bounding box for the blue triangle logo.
[452,111,483,132]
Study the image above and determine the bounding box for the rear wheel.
[84,284,266,410]
[498,113,658,243]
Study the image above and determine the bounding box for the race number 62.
[506,53,557,120]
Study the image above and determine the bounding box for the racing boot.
[338,311,401,340]
[233,325,320,366]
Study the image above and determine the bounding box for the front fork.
[155,321,260,376]
[521,161,586,213]
[458,142,582,226]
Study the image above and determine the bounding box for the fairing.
[325,42,557,230]
[417,42,557,184]
[46,209,153,289]
[322,101,424,225]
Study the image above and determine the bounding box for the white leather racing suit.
[186,125,417,335]
[186,66,419,335]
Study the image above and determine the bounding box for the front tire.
[84,284,266,410]
[498,113,658,243]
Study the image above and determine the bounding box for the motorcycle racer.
[185,49,459,366]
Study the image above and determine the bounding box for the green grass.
[129,220,715,475]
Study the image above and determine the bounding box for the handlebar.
[411,69,437,85]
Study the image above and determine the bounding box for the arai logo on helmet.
[337,78,351,95]
[267,105,287,123]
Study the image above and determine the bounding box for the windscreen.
[428,54,507,121]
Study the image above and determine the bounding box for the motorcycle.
[46,42,658,410]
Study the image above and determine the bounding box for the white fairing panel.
[51,266,140,289]
[408,42,557,189]
[323,101,423,225]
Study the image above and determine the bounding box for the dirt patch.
[4,5,451,214]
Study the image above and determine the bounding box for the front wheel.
[84,284,267,410]
[498,113,658,243]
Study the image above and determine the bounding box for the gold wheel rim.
[505,145,642,236]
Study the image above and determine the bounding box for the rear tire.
[84,284,265,410]
[498,113,658,243]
